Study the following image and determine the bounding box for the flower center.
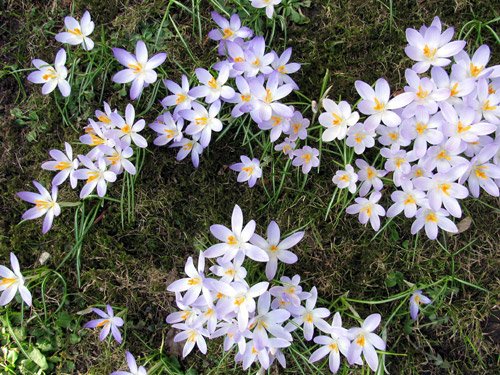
[436,150,451,160]
[416,85,429,99]
[474,165,488,179]
[301,153,312,163]
[423,44,437,60]
[450,82,459,97]
[240,94,251,102]
[373,97,385,111]
[223,28,234,39]
[176,93,187,104]
[482,100,497,111]
[227,235,238,245]
[425,212,438,223]
[208,77,218,89]
[242,166,254,176]
[195,117,208,126]
[415,122,427,135]
[98,115,111,124]
[87,171,101,183]
[264,89,273,103]
[469,63,483,78]
[54,161,72,170]
[68,28,83,37]
[35,199,55,210]
[0,277,17,287]
[128,62,143,74]
[356,335,366,347]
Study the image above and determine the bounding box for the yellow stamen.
[450,82,460,97]
[488,84,496,95]
[373,97,385,111]
[242,166,254,176]
[176,93,187,104]
[35,199,54,210]
[227,235,238,245]
[469,63,483,78]
[128,62,143,74]
[86,171,100,183]
[97,115,111,124]
[182,142,193,151]
[474,165,488,179]
[42,68,57,81]
[0,277,16,287]
[234,56,245,63]
[301,153,312,163]
[54,161,71,170]
[121,124,132,134]
[416,85,429,99]
[271,116,282,127]
[234,296,245,306]
[456,121,471,134]
[187,278,200,286]
[356,335,366,347]
[277,65,286,74]
[68,28,83,37]
[388,132,399,141]
[415,168,424,177]
[404,195,416,205]
[332,113,342,126]
[195,117,208,126]
[304,313,313,323]
[164,129,176,139]
[223,28,234,39]
[361,205,372,217]
[264,89,273,103]
[208,77,218,89]
[240,94,251,102]
[90,134,105,146]
[423,44,437,59]
[354,133,365,143]
[339,174,350,182]
[181,311,191,320]
[252,58,260,66]
[225,268,236,276]
[269,245,279,252]
[328,342,339,352]
[425,212,438,223]
[438,183,450,196]
[187,330,197,342]
[107,153,121,166]
[292,123,301,134]
[367,168,376,180]
[415,122,427,135]
[394,157,405,168]
[96,319,109,328]
[482,100,497,111]
[436,150,451,160]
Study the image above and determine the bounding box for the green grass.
[0,0,499,374]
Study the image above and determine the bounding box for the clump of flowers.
[166,204,387,373]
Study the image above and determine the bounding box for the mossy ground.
[1,0,499,374]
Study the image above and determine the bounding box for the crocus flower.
[320,99,359,141]
[74,156,117,198]
[269,275,310,314]
[211,319,249,355]
[386,182,426,218]
[112,41,167,100]
[84,304,124,343]
[104,141,137,175]
[0,253,32,307]
[355,159,386,197]
[347,313,386,372]
[189,66,235,104]
[459,143,500,197]
[250,221,303,280]
[271,47,301,88]
[248,73,294,122]
[475,78,500,125]
[27,49,71,97]
[149,112,183,146]
[286,110,310,140]
[400,111,444,157]
[79,119,116,156]
[230,155,262,188]
[94,101,117,130]
[346,123,376,154]
[274,137,296,158]
[110,103,148,148]
[209,256,247,283]
[292,146,320,174]
[41,142,79,188]
[332,165,358,194]
[248,292,291,350]
[422,143,468,173]
[55,11,94,50]
[181,101,223,148]
[405,17,466,73]
[346,191,385,231]
[170,135,204,168]
[430,66,475,105]
[376,124,411,149]
[409,290,431,321]
[161,75,194,114]
[411,206,458,239]
[237,338,290,370]
[208,12,253,42]
[309,313,351,374]
[380,148,415,187]
[413,164,469,217]
[454,45,493,79]
[251,0,282,18]
[226,75,255,118]
[285,287,331,341]
[355,78,414,128]
[203,204,269,262]
[173,321,209,358]
[17,181,61,234]
[111,351,147,375]
[237,37,274,78]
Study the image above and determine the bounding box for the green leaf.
[28,347,48,370]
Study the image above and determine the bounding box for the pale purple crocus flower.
[413,164,469,217]
[236,36,274,78]
[346,123,376,154]
[251,0,282,18]
[226,76,255,118]
[345,191,385,231]
[258,110,292,142]
[111,351,147,375]
[320,99,359,141]
[167,253,219,306]
[441,102,496,151]
[332,164,358,194]
[249,292,291,350]
[94,101,117,129]
[250,221,303,280]
[112,41,167,100]
[209,256,247,283]
[110,104,148,148]
[173,321,209,358]
[55,11,94,50]
[274,137,296,158]
[27,49,71,97]
[376,124,411,149]
[286,110,310,140]
[217,281,269,331]
[104,141,136,175]
[380,148,416,187]
[170,135,203,168]
[203,205,269,263]
[355,78,414,128]
[292,146,320,174]
[422,142,468,173]
[181,101,223,148]
[230,155,262,188]
[161,75,194,114]
[271,47,301,89]
[411,206,458,239]
[430,66,476,105]
[17,181,61,234]
[347,313,386,372]
[74,156,117,198]
[41,142,79,188]
[211,319,249,355]
[248,73,294,122]
[409,290,431,321]
[405,17,466,73]
[386,181,426,218]
[189,66,235,104]
[400,111,444,157]
[0,253,32,307]
[84,304,124,343]
[459,143,500,197]
[454,45,493,79]
[149,112,183,146]
[269,275,311,315]
[79,119,116,156]
[309,312,352,374]
[208,12,253,42]
[476,78,500,125]
[237,338,290,370]
[355,159,386,197]
[285,287,331,341]
[166,293,201,326]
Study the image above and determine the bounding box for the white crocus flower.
[0,253,32,307]
[27,49,71,97]
[55,11,95,50]
[347,313,386,372]
[74,156,117,198]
